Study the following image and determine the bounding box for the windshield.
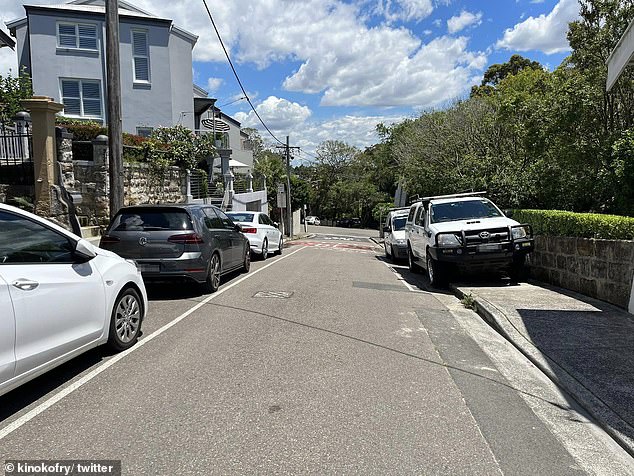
[110,209,193,231]
[227,213,254,223]
[430,199,501,223]
[392,216,407,231]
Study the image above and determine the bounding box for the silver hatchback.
[100,204,250,293]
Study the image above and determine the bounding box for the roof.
[193,84,209,98]
[0,29,15,49]
[194,97,215,116]
[430,196,491,205]
[9,0,197,43]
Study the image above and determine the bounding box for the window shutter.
[78,24,97,50]
[132,31,149,82]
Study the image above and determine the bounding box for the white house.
[7,0,199,134]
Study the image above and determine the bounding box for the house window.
[136,127,153,138]
[61,79,102,119]
[57,23,97,50]
[132,30,150,82]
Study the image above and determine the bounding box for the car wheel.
[427,252,446,287]
[408,246,419,273]
[261,239,268,261]
[107,287,142,351]
[276,235,283,255]
[242,246,251,273]
[202,253,221,293]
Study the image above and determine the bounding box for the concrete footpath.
[452,281,634,456]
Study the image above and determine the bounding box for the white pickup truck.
[405,192,534,286]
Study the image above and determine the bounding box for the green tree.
[471,54,543,97]
[0,69,33,123]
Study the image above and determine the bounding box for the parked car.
[382,208,409,261]
[100,204,250,293]
[405,192,534,286]
[226,211,283,259]
[305,216,321,226]
[336,217,361,228]
[0,203,147,397]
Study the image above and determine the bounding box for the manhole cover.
[253,291,294,299]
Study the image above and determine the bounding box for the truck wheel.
[408,246,420,273]
[426,253,446,287]
[509,256,526,282]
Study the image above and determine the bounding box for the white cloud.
[0,48,18,77]
[447,10,483,34]
[284,35,486,108]
[206,77,223,93]
[233,95,403,156]
[234,96,311,132]
[376,0,434,23]
[496,0,579,54]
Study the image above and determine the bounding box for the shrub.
[512,209,634,240]
[56,119,106,141]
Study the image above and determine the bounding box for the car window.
[111,209,193,231]
[392,216,407,231]
[414,206,424,226]
[407,207,416,222]
[0,211,74,264]
[258,214,267,225]
[203,208,224,230]
[430,200,502,223]
[227,213,254,223]
[215,209,236,230]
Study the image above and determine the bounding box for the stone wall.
[527,235,634,310]
[74,159,187,227]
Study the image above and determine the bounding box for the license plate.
[139,263,160,273]
[477,243,501,252]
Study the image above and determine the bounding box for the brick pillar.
[92,135,110,226]
[56,127,75,190]
[20,96,64,216]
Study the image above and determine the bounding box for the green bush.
[512,209,634,240]
[56,119,107,141]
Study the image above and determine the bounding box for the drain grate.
[253,291,294,299]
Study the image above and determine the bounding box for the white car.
[226,211,283,260]
[405,192,534,286]
[305,216,320,226]
[382,208,409,261]
[0,204,147,397]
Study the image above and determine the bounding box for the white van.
[382,208,410,261]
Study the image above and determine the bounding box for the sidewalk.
[451,281,634,456]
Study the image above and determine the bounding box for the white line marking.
[310,233,375,240]
[381,261,428,294]
[0,246,307,441]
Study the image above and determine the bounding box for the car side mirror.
[383,226,391,233]
[273,222,279,228]
[234,223,242,232]
[504,209,513,218]
[74,239,97,263]
[426,231,432,238]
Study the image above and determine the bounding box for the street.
[0,229,632,475]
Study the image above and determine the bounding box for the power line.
[201,0,285,146]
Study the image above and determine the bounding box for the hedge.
[512,209,634,240]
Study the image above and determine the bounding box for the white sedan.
[226,211,283,260]
[0,204,147,397]
[305,216,320,225]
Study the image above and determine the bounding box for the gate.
[0,119,33,186]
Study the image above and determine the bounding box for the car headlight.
[437,234,461,247]
[512,226,528,240]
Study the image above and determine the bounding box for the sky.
[0,0,580,161]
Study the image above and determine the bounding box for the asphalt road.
[1,231,632,475]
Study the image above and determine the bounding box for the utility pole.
[276,137,300,237]
[106,0,123,218]
[285,136,292,237]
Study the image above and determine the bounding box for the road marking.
[0,246,307,441]
[310,233,375,240]
[381,261,429,294]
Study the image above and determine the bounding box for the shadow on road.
[145,269,244,301]
[0,347,114,423]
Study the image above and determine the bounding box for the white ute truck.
[405,192,534,286]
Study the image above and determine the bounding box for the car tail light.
[168,233,204,244]
[99,235,120,245]
[241,227,257,234]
